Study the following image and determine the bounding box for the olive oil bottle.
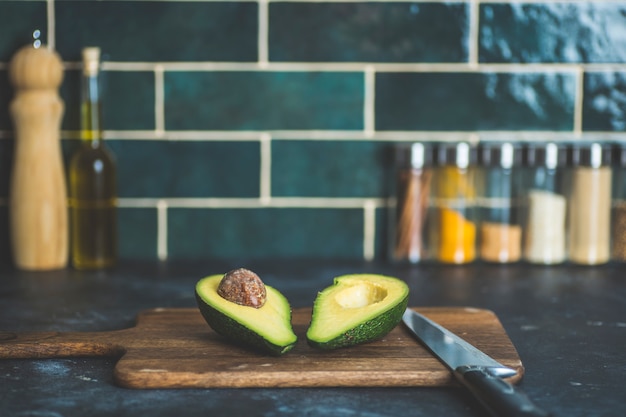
[69,47,117,269]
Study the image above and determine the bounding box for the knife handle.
[454,366,553,417]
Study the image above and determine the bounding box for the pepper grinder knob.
[9,45,63,90]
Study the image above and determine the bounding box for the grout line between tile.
[258,0,269,67]
[157,200,168,261]
[364,65,375,137]
[47,0,55,51]
[118,197,388,209]
[363,200,376,261]
[264,0,590,3]
[259,133,272,204]
[154,65,165,137]
[90,130,626,143]
[267,0,460,2]
[96,61,626,73]
[468,0,479,69]
[573,66,584,137]
[100,130,262,141]
[146,0,514,2]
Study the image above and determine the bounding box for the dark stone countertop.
[0,260,625,417]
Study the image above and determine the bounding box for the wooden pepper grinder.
[8,45,68,270]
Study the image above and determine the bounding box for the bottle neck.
[81,73,103,146]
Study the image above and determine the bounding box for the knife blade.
[402,308,552,417]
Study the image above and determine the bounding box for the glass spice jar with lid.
[390,142,435,263]
[477,141,524,263]
[428,141,479,264]
[567,142,612,265]
[522,142,569,265]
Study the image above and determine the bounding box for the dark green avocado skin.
[195,291,296,356]
[306,294,409,350]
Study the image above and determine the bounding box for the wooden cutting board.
[0,307,523,389]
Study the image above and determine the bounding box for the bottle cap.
[82,47,101,76]
[436,142,477,169]
[478,142,523,169]
[396,142,435,169]
[570,142,612,168]
[524,142,569,169]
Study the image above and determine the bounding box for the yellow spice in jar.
[437,208,476,264]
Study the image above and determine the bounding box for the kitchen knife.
[402,308,552,417]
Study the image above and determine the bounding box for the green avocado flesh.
[306,274,409,350]
[195,274,297,355]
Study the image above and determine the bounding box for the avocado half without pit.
[306,274,409,349]
[195,268,298,356]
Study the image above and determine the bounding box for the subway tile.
[55,1,258,62]
[375,207,389,261]
[375,72,576,131]
[118,207,158,260]
[168,208,364,259]
[0,1,47,62]
[271,140,393,198]
[107,140,260,198]
[164,72,364,130]
[480,3,626,63]
[61,70,155,131]
[3,68,153,133]
[102,71,155,130]
[269,2,468,62]
[583,72,626,131]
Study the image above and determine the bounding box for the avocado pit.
[217,268,267,308]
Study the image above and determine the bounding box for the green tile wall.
[62,70,156,131]
[109,140,261,198]
[55,1,258,62]
[1,0,626,265]
[164,71,364,130]
[271,140,391,197]
[583,72,626,131]
[269,2,468,62]
[119,207,158,260]
[479,3,626,63]
[376,72,576,131]
[168,208,365,259]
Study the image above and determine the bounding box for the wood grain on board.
[0,307,523,389]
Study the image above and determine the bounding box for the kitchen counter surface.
[0,260,624,417]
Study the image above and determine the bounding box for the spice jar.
[477,142,523,263]
[390,142,435,263]
[429,142,479,264]
[568,142,612,265]
[522,142,569,264]
[612,143,626,262]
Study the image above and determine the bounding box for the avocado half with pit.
[195,274,298,355]
[306,274,409,349]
